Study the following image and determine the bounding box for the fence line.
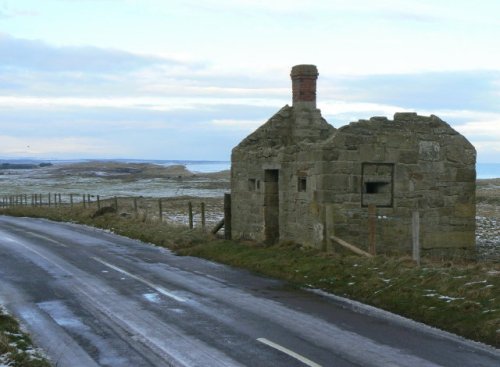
[0,193,224,231]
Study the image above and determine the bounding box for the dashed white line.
[92,257,186,303]
[257,338,322,367]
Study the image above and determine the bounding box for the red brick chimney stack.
[291,64,318,109]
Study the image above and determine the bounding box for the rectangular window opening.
[248,178,256,191]
[365,181,389,194]
[298,177,307,192]
[361,163,394,207]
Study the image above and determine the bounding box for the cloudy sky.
[1,0,499,162]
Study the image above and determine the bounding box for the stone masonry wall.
[315,113,476,255]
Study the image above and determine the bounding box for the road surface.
[0,215,498,367]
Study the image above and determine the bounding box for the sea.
[0,159,498,178]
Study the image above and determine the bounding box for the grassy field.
[0,204,498,348]
[0,307,50,367]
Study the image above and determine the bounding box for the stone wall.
[314,113,476,255]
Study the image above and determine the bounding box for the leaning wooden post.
[412,210,421,266]
[224,193,232,240]
[201,202,206,230]
[158,199,163,222]
[97,195,101,210]
[188,201,193,229]
[368,204,376,255]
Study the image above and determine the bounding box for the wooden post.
[24,194,27,206]
[58,193,62,205]
[70,194,73,207]
[224,193,232,240]
[201,202,206,230]
[87,194,91,207]
[48,193,51,207]
[82,194,86,208]
[159,199,163,221]
[54,193,57,207]
[325,204,335,252]
[368,204,376,255]
[114,196,118,211]
[412,210,420,266]
[188,201,193,229]
[97,195,101,210]
[133,197,138,214]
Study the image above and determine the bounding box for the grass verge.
[1,205,499,349]
[0,307,50,367]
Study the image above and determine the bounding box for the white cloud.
[0,135,123,157]
[211,119,263,130]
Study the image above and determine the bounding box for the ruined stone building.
[231,65,476,256]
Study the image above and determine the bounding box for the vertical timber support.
[368,204,376,255]
[412,210,420,266]
[201,202,206,230]
[188,201,193,229]
[159,199,163,222]
[224,193,232,240]
[324,204,335,252]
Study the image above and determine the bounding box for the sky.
[0,0,499,162]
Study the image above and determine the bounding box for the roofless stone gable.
[231,65,476,258]
[233,106,334,151]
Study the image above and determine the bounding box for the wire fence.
[0,193,225,230]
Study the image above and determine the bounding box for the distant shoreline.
[0,158,498,178]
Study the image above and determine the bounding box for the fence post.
[70,194,73,207]
[159,199,163,222]
[188,201,193,229]
[133,198,138,215]
[82,194,86,208]
[368,204,376,255]
[412,210,420,266]
[224,193,232,240]
[325,204,335,252]
[48,193,51,207]
[87,194,91,207]
[97,195,101,210]
[58,193,62,205]
[114,196,118,211]
[201,202,206,230]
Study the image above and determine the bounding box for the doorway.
[264,169,279,245]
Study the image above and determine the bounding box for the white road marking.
[92,257,186,303]
[24,231,68,247]
[257,338,322,367]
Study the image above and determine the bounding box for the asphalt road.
[0,216,498,367]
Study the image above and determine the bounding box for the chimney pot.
[290,64,318,108]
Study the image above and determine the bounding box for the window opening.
[298,177,307,192]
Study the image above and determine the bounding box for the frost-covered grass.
[0,308,50,367]
[1,205,499,348]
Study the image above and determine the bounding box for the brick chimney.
[291,64,318,109]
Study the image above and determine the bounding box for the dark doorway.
[264,169,279,245]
